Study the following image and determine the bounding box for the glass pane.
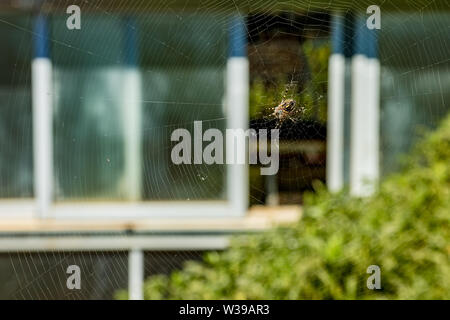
[52,16,126,200]
[52,14,227,201]
[0,14,33,198]
[0,251,207,299]
[379,13,450,175]
[139,14,227,200]
[0,252,128,299]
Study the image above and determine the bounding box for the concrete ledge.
[0,235,231,252]
[0,206,301,252]
[0,205,301,234]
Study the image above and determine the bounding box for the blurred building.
[0,1,448,299]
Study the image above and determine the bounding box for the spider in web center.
[271,78,304,128]
[273,98,296,122]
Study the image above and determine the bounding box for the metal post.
[265,174,279,206]
[32,14,53,217]
[226,15,249,216]
[327,13,346,192]
[350,15,380,196]
[128,248,144,300]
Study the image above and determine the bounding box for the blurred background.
[0,0,448,299]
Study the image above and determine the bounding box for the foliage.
[116,112,450,301]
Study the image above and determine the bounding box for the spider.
[271,78,304,128]
[272,98,296,123]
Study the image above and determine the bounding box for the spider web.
[0,1,448,299]
[246,11,329,205]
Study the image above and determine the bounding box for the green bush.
[117,114,450,300]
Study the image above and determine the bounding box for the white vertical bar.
[226,57,249,216]
[32,58,53,217]
[350,55,380,196]
[121,69,142,200]
[128,248,144,300]
[327,54,346,192]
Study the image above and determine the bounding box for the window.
[1,12,247,218]
[0,14,33,199]
[379,13,450,174]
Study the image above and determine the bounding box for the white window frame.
[0,14,250,220]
